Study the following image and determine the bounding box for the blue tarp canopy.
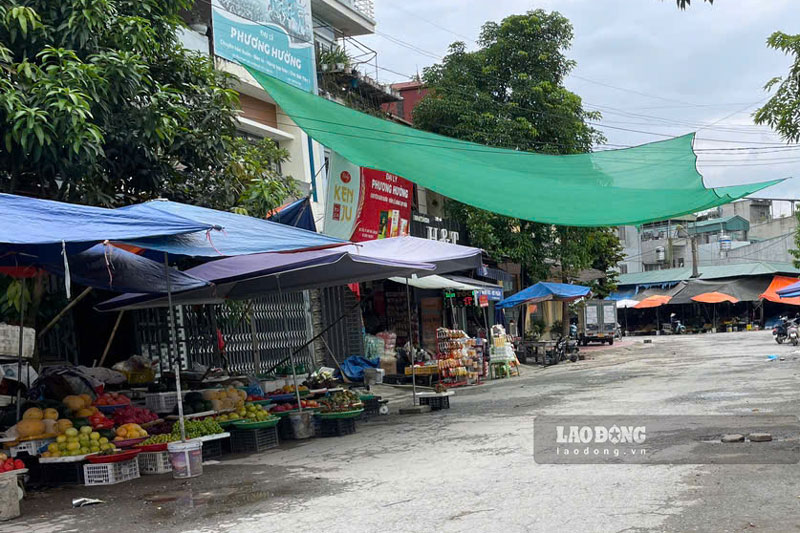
[117,200,344,258]
[268,197,317,232]
[40,244,210,294]
[607,290,636,301]
[497,281,591,309]
[0,193,212,262]
[1,243,209,293]
[778,280,800,299]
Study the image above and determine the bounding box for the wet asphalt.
[9,331,800,533]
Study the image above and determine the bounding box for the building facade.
[618,199,798,273]
[179,0,379,225]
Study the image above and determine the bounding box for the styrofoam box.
[0,324,34,358]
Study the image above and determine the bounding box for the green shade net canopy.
[246,67,780,227]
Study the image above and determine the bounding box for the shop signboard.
[445,290,477,308]
[211,0,316,92]
[479,294,489,308]
[324,152,413,242]
[411,211,468,245]
[480,287,504,301]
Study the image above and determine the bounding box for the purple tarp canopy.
[96,248,435,311]
[96,237,484,311]
[343,236,483,274]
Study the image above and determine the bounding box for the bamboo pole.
[97,311,125,368]
[37,287,92,339]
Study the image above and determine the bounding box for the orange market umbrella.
[634,295,672,334]
[634,295,672,309]
[690,292,739,304]
[691,292,738,332]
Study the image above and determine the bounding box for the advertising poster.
[212,0,316,92]
[324,152,413,242]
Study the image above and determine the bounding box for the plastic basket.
[9,438,54,458]
[230,426,279,454]
[138,451,172,475]
[83,459,140,486]
[39,462,85,485]
[202,438,223,460]
[231,418,279,430]
[145,392,181,414]
[314,417,357,438]
[318,409,364,420]
[418,396,450,411]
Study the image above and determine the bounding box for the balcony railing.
[338,0,374,20]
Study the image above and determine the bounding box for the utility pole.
[691,235,700,278]
[675,224,700,278]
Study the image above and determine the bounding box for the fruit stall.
[0,370,371,505]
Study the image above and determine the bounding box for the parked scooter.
[773,316,791,344]
[669,313,686,335]
[789,320,799,346]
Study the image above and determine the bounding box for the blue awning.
[607,290,636,301]
[268,197,317,232]
[497,281,591,309]
[778,280,800,299]
[0,193,212,262]
[117,200,344,258]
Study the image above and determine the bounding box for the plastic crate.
[315,417,356,438]
[202,438,222,460]
[138,451,172,475]
[9,438,54,458]
[231,426,279,454]
[38,462,85,485]
[418,395,450,411]
[361,397,381,418]
[83,459,140,486]
[145,392,181,414]
[277,417,294,440]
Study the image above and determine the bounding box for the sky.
[358,0,800,208]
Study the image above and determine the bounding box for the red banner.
[351,168,413,242]
[325,153,414,242]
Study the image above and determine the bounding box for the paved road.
[12,331,800,532]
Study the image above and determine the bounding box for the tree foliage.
[754,32,800,143]
[754,33,800,266]
[675,0,712,9]
[0,0,295,212]
[414,10,621,290]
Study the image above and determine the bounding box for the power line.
[382,3,472,41]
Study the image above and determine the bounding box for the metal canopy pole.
[15,281,25,421]
[164,253,186,442]
[277,275,303,412]
[406,278,416,406]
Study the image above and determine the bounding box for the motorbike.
[553,335,581,363]
[773,316,790,344]
[669,313,686,335]
[789,321,799,346]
